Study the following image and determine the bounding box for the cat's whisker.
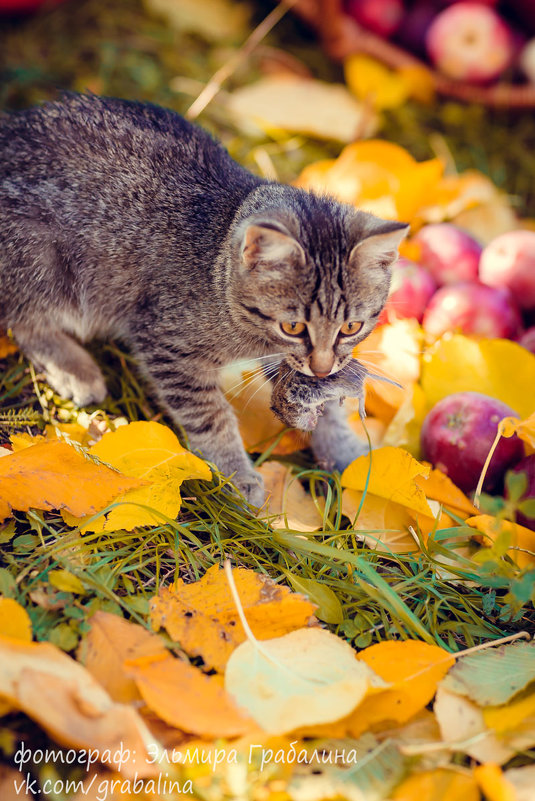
[224,359,283,401]
[240,372,281,414]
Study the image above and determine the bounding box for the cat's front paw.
[233,469,265,508]
[45,364,107,407]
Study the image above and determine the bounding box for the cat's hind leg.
[12,325,107,407]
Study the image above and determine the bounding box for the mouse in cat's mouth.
[270,359,401,432]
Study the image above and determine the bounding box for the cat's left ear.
[348,221,410,269]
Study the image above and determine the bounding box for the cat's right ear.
[240,224,305,271]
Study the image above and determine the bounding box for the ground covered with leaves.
[1,0,535,799]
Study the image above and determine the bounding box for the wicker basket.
[288,0,535,108]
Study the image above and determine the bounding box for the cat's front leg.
[141,358,264,506]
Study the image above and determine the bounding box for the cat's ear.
[241,223,305,271]
[348,220,409,269]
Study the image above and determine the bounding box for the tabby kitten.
[0,94,407,506]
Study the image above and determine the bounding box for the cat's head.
[229,185,408,377]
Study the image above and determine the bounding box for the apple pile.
[343,0,535,87]
[379,224,535,503]
[381,224,535,347]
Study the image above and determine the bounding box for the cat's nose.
[309,351,334,378]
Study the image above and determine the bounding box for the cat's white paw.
[45,364,107,407]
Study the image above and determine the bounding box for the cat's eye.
[339,321,363,337]
[280,321,306,337]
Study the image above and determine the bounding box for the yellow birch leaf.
[258,461,324,532]
[484,691,535,735]
[9,433,46,451]
[341,446,433,518]
[421,336,535,419]
[77,611,168,704]
[391,769,480,801]
[127,652,258,738]
[345,54,410,109]
[64,421,211,531]
[48,569,86,595]
[150,564,317,673]
[382,383,427,456]
[341,487,419,553]
[503,765,535,801]
[0,635,158,777]
[0,440,145,524]
[0,333,17,359]
[345,640,454,737]
[398,65,435,104]
[0,598,32,641]
[474,764,516,801]
[225,627,375,735]
[415,466,478,519]
[499,412,535,448]
[466,515,535,568]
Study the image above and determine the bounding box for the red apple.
[421,392,524,493]
[479,230,535,311]
[0,0,64,12]
[509,0,535,37]
[422,282,523,339]
[518,326,535,355]
[413,224,482,286]
[345,0,405,38]
[379,258,437,323]
[426,3,515,84]
[506,455,535,531]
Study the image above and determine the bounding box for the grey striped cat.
[0,94,407,506]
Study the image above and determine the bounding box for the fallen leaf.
[0,598,32,641]
[0,635,158,777]
[345,54,410,109]
[441,640,535,706]
[421,336,535,419]
[285,575,343,625]
[391,769,480,801]
[150,564,317,672]
[473,764,516,801]
[0,440,145,524]
[466,515,535,568]
[64,421,211,531]
[128,652,258,737]
[345,640,455,737]
[499,412,535,449]
[227,75,377,142]
[144,0,249,41]
[77,611,168,704]
[483,690,535,736]
[225,627,375,734]
[0,332,17,359]
[503,765,535,801]
[433,685,514,765]
[416,467,478,519]
[258,461,324,531]
[382,383,427,456]
[49,569,86,595]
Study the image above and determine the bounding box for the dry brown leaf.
[150,564,317,672]
[127,652,258,738]
[257,461,324,531]
[0,635,158,777]
[78,611,168,704]
[0,440,145,523]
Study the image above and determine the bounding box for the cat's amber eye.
[280,321,306,337]
[340,321,363,337]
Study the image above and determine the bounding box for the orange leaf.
[0,440,145,523]
[415,466,478,519]
[127,653,258,738]
[0,599,32,642]
[78,611,168,704]
[150,565,317,672]
[258,461,324,531]
[500,412,535,449]
[346,640,455,736]
[474,764,517,801]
